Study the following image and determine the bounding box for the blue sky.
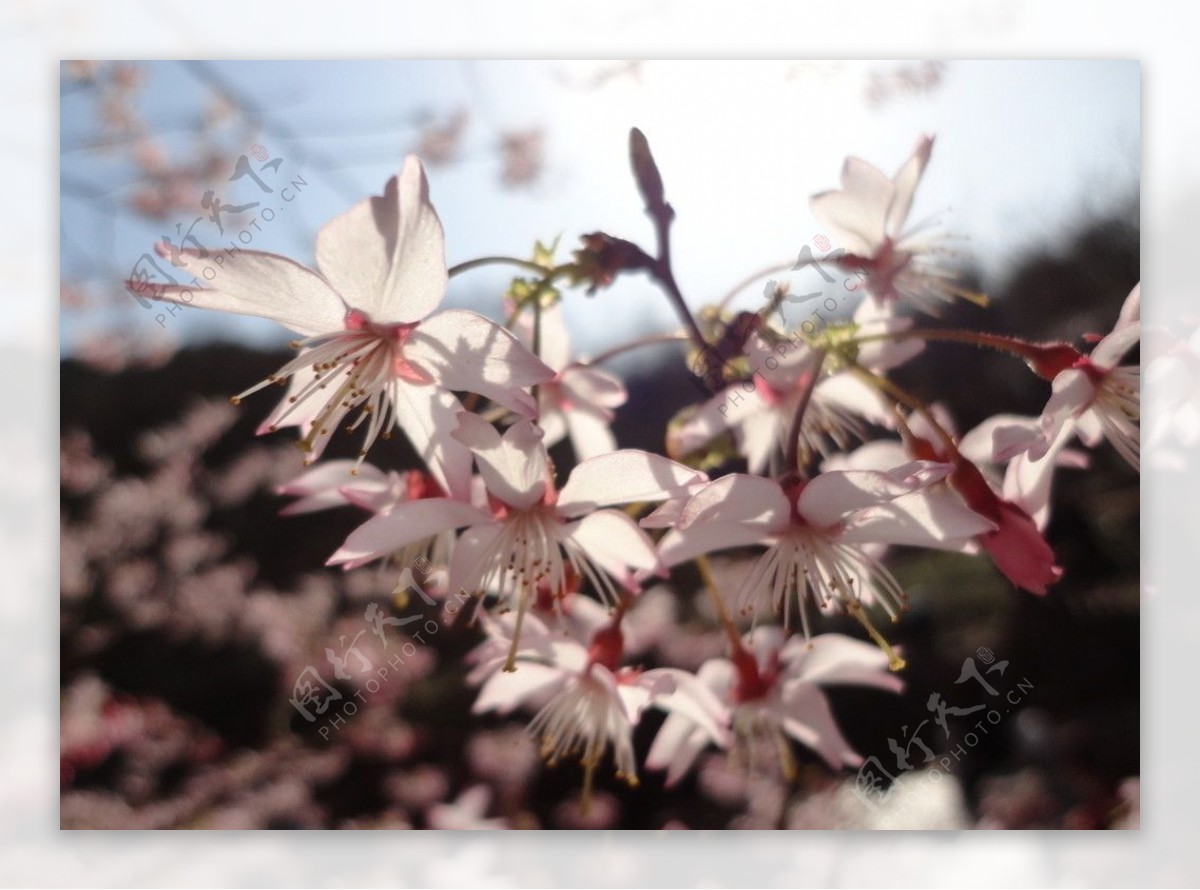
[60,60,1139,359]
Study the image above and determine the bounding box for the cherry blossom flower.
[668,304,914,473]
[278,459,463,576]
[811,135,980,315]
[329,413,705,661]
[512,300,627,461]
[997,283,1141,471]
[646,630,903,786]
[469,608,693,804]
[277,459,415,516]
[138,156,553,494]
[653,464,994,651]
[825,407,1082,594]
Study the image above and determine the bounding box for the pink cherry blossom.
[512,300,628,461]
[811,135,977,315]
[997,283,1140,471]
[329,413,706,661]
[826,407,1076,595]
[138,156,554,494]
[469,609,687,801]
[654,464,994,640]
[646,630,903,786]
[668,305,913,473]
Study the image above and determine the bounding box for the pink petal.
[852,299,925,370]
[975,499,1062,595]
[645,714,712,787]
[813,372,895,428]
[780,684,862,769]
[407,309,553,418]
[391,382,474,502]
[886,134,934,238]
[1091,322,1141,370]
[452,414,548,510]
[676,474,790,531]
[796,462,952,529]
[1036,369,1098,457]
[839,488,996,549]
[781,633,904,692]
[473,662,567,715]
[564,405,618,462]
[278,460,388,515]
[556,451,707,518]
[512,301,572,371]
[316,155,447,325]
[559,364,627,411]
[666,383,772,459]
[958,414,1035,465]
[447,522,505,598]
[147,247,345,336]
[657,522,770,568]
[561,509,662,586]
[1116,282,1141,328]
[810,156,894,256]
[327,497,489,569]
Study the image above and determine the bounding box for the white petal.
[745,332,817,393]
[959,414,1037,465]
[559,364,627,411]
[886,134,934,237]
[392,382,474,502]
[1117,282,1141,328]
[809,156,894,256]
[561,509,662,586]
[537,403,569,448]
[821,439,909,474]
[814,372,895,428]
[148,247,345,336]
[556,451,707,518]
[839,489,996,549]
[328,498,489,568]
[738,406,785,474]
[796,462,952,529]
[512,301,572,371]
[564,405,618,462]
[407,310,553,418]
[657,522,770,568]
[1091,321,1141,370]
[677,474,790,531]
[316,155,447,324]
[780,684,862,769]
[782,633,904,692]
[452,414,548,510]
[448,522,504,596]
[645,714,711,787]
[473,662,566,715]
[667,383,771,459]
[1037,370,1098,457]
[278,460,389,515]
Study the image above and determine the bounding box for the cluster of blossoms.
[141,133,1140,808]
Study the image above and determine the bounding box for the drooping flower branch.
[143,127,1139,805]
